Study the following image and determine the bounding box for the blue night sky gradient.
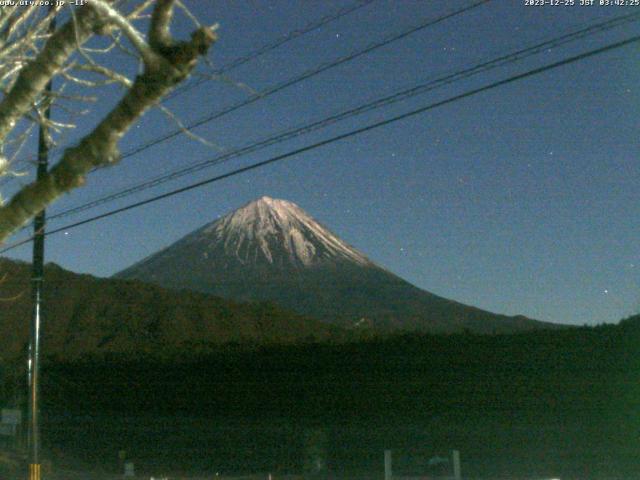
[2,0,639,326]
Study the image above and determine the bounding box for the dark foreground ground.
[2,319,640,479]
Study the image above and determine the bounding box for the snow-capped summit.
[194,196,371,268]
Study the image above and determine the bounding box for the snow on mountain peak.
[196,197,372,268]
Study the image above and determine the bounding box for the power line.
[1,0,493,250]
[165,0,378,101]
[0,0,483,188]
[1,0,488,191]
[0,0,377,187]
[45,10,640,222]
[80,0,492,162]
[2,33,637,255]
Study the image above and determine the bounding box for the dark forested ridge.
[3,318,635,479]
[0,258,347,362]
[0,256,555,365]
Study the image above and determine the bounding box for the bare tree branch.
[0,6,97,144]
[89,0,161,67]
[149,0,175,50]
[0,3,217,242]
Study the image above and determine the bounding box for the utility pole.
[28,7,55,480]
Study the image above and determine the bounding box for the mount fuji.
[116,197,555,333]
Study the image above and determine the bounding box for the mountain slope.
[0,258,344,361]
[117,197,557,334]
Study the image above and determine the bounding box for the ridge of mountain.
[0,258,346,362]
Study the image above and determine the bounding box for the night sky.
[2,0,639,326]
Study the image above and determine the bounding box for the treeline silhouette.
[11,317,637,478]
